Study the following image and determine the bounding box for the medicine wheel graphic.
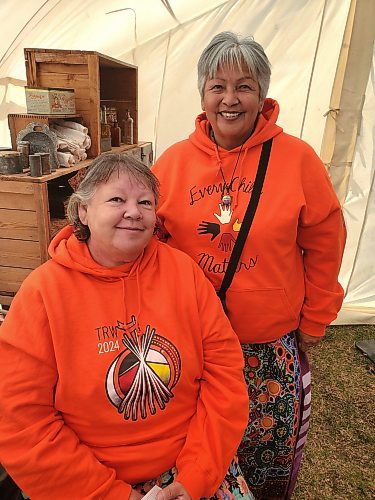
[106,325,181,421]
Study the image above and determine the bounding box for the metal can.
[29,154,43,177]
[35,152,51,175]
[17,140,30,169]
[0,151,22,174]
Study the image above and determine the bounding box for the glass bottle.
[111,120,121,148]
[123,109,134,145]
[100,106,112,151]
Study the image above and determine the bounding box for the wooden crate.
[24,48,138,158]
[0,179,45,306]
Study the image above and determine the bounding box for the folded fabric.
[50,124,91,149]
[55,137,81,156]
[76,148,87,161]
[57,151,75,168]
[54,120,88,135]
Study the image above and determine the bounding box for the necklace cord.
[211,130,245,197]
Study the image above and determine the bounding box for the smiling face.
[78,170,156,267]
[202,65,264,150]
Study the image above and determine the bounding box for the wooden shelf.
[0,142,150,183]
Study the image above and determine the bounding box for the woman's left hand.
[156,481,191,500]
[296,329,322,352]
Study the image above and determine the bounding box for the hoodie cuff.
[299,318,326,337]
[176,463,214,499]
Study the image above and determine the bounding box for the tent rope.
[299,0,328,138]
[154,31,172,159]
[160,0,180,24]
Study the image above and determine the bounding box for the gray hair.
[67,152,159,241]
[197,31,271,101]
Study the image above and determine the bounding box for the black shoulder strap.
[217,138,273,301]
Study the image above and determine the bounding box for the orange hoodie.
[152,99,346,342]
[0,226,248,499]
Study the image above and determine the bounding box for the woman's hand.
[297,329,322,352]
[129,489,144,500]
[156,481,191,500]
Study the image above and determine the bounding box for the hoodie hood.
[189,97,283,155]
[48,225,158,280]
[48,225,160,327]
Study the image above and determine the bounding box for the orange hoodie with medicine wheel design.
[152,98,346,343]
[0,226,248,499]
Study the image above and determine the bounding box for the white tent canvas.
[0,0,373,323]
[334,44,375,324]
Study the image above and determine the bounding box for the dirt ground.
[293,324,375,499]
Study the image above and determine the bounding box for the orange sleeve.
[0,286,132,500]
[175,264,248,497]
[297,148,346,336]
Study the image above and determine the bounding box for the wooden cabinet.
[0,143,152,307]
[24,48,138,157]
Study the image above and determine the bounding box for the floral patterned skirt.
[132,457,254,499]
[237,331,311,499]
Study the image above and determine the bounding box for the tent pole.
[320,0,375,204]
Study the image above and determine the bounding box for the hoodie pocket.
[225,288,299,343]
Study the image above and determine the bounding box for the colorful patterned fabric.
[286,349,311,498]
[132,457,254,499]
[237,331,310,499]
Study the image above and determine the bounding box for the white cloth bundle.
[76,148,87,161]
[51,121,91,164]
[57,151,76,168]
[50,123,91,150]
[55,137,81,156]
[54,120,88,135]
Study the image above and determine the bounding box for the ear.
[78,203,88,225]
[258,98,265,113]
[201,99,205,111]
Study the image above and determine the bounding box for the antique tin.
[17,140,30,169]
[29,154,43,177]
[25,87,76,115]
[0,151,22,174]
[35,152,51,175]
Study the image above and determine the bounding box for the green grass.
[293,325,375,499]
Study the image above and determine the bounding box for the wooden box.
[24,48,138,158]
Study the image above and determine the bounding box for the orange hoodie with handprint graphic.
[153,98,346,343]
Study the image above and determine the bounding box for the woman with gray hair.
[0,153,252,499]
[153,31,346,498]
